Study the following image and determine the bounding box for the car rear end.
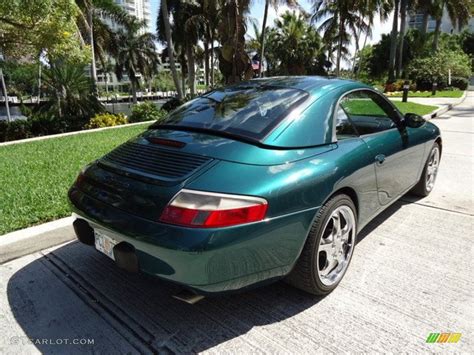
[68,80,333,293]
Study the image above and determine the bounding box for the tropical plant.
[157,0,184,100]
[430,0,471,51]
[129,101,167,123]
[265,11,322,75]
[258,0,299,77]
[352,0,392,77]
[38,63,104,129]
[217,0,254,84]
[312,0,368,76]
[74,0,131,91]
[114,19,160,104]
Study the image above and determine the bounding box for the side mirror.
[403,113,425,128]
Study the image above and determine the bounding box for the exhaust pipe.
[173,289,205,304]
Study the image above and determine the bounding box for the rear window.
[155,85,308,140]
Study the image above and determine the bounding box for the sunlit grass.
[0,123,148,235]
[387,90,464,98]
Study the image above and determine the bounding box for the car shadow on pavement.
[7,241,326,353]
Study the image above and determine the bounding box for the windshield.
[153,85,309,141]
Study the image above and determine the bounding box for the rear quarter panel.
[186,138,377,268]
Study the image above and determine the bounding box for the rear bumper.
[69,187,317,293]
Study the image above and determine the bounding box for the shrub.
[0,119,33,142]
[407,48,470,90]
[85,113,128,129]
[450,77,468,90]
[384,80,416,93]
[29,113,71,136]
[129,101,166,122]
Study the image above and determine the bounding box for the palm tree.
[157,0,183,100]
[387,0,400,82]
[114,20,160,104]
[431,0,470,50]
[396,0,408,78]
[266,11,322,74]
[352,0,392,77]
[40,63,103,126]
[417,0,434,35]
[217,0,254,84]
[312,0,368,76]
[74,0,130,93]
[258,0,299,77]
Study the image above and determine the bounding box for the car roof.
[248,76,376,147]
[249,76,368,95]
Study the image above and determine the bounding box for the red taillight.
[159,189,268,228]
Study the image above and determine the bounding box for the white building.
[408,10,474,34]
[114,0,151,30]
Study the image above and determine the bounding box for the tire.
[286,194,357,295]
[411,142,441,197]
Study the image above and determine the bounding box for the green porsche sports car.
[69,76,441,296]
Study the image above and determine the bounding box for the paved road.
[1,93,472,354]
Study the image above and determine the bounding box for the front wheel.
[286,194,357,295]
[411,142,441,197]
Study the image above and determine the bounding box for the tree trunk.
[396,0,408,79]
[38,59,42,105]
[88,8,98,95]
[432,17,442,51]
[210,34,215,87]
[388,0,399,83]
[181,69,186,96]
[356,31,369,79]
[204,36,210,88]
[258,0,270,77]
[0,68,11,123]
[186,43,196,97]
[131,80,137,104]
[161,0,183,100]
[351,25,362,76]
[336,17,344,76]
[231,0,241,84]
[421,12,429,36]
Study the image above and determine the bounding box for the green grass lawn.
[387,90,464,98]
[344,99,438,117]
[0,123,149,235]
[391,101,438,116]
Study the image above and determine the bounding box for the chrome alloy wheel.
[317,205,356,286]
[426,147,440,192]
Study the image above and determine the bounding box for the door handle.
[375,154,386,164]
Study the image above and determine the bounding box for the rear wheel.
[286,194,357,295]
[411,142,440,197]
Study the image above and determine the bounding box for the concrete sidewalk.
[0,93,472,354]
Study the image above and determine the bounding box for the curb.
[0,217,75,264]
[0,120,154,147]
[422,91,467,120]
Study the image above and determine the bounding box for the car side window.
[335,106,358,139]
[340,90,399,135]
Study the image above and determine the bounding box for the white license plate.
[94,230,117,260]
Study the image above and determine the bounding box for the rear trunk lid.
[76,128,333,221]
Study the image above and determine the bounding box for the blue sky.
[150,0,393,68]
